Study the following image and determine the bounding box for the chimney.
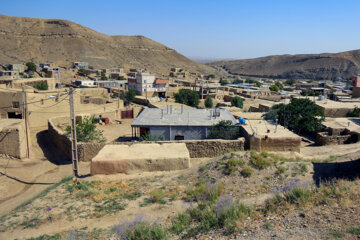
[170,105,173,114]
[209,110,212,119]
[181,104,183,114]
[167,105,169,114]
[161,109,164,119]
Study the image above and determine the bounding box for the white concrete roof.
[131,108,237,127]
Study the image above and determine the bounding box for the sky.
[1,0,360,60]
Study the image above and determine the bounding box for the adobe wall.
[319,106,352,117]
[0,119,28,158]
[249,136,301,153]
[353,87,360,98]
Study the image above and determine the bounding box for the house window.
[12,101,20,108]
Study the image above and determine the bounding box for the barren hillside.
[0,15,215,76]
[209,50,360,80]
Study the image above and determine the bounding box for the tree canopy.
[205,96,213,108]
[174,89,199,107]
[269,85,279,92]
[263,98,325,133]
[231,96,243,108]
[26,62,36,72]
[125,89,136,102]
[208,120,239,140]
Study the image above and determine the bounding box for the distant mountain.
[0,15,215,76]
[209,50,360,80]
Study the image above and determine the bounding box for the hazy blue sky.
[1,0,359,59]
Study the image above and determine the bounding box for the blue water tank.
[239,117,246,125]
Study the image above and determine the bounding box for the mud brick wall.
[250,136,301,153]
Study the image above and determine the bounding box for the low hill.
[209,50,360,80]
[0,15,215,76]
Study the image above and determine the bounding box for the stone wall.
[315,132,350,145]
[47,117,72,159]
[319,106,352,118]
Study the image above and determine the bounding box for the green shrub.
[185,182,224,203]
[284,187,313,205]
[240,167,253,177]
[149,189,165,203]
[65,115,106,143]
[347,107,360,117]
[205,96,213,108]
[277,166,286,174]
[224,158,245,175]
[140,133,164,141]
[125,89,136,102]
[231,96,243,108]
[250,151,272,169]
[115,221,167,240]
[33,81,48,90]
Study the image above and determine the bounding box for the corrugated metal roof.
[131,108,237,127]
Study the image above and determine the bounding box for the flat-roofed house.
[131,108,237,140]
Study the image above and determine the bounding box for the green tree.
[245,78,254,83]
[208,74,215,79]
[174,89,199,107]
[219,79,229,86]
[269,85,279,92]
[125,89,136,102]
[233,78,242,84]
[78,68,90,76]
[285,79,296,86]
[254,81,261,87]
[88,66,94,69]
[231,96,243,108]
[100,75,108,80]
[208,120,239,140]
[263,98,325,133]
[26,62,36,72]
[33,81,48,90]
[205,96,213,108]
[275,81,284,90]
[65,116,106,143]
[118,76,126,80]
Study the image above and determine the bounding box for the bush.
[269,84,279,92]
[250,151,272,169]
[78,68,90,76]
[347,107,360,117]
[65,115,106,143]
[224,158,245,175]
[114,220,167,240]
[33,81,48,90]
[174,89,199,107]
[231,96,243,108]
[185,181,224,203]
[149,189,165,203]
[208,120,239,140]
[240,167,253,177]
[219,79,229,85]
[125,89,136,102]
[140,133,164,141]
[205,96,213,108]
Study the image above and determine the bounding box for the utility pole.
[22,87,30,158]
[69,88,79,178]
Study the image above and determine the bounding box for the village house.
[9,64,25,73]
[0,70,20,80]
[128,72,168,97]
[73,62,89,69]
[131,107,236,140]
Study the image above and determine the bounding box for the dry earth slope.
[209,50,360,80]
[0,14,215,76]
